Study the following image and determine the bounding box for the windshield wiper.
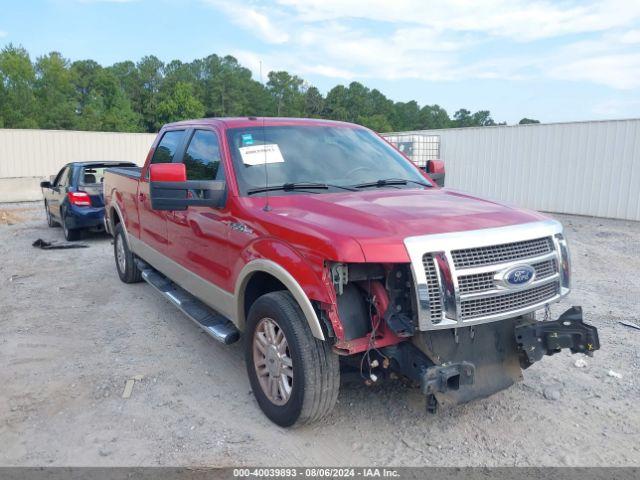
[248,182,328,195]
[247,182,358,195]
[351,178,433,189]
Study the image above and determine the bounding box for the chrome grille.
[460,281,559,320]
[451,237,554,268]
[404,220,569,330]
[532,259,557,279]
[458,259,558,294]
[422,254,443,323]
[458,272,495,294]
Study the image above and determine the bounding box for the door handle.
[138,193,146,202]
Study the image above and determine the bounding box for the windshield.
[226,125,431,196]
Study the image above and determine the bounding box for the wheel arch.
[235,260,326,341]
[108,200,127,242]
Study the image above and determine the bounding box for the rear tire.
[61,210,81,241]
[114,223,143,283]
[245,291,340,427]
[45,201,58,227]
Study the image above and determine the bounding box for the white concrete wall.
[385,119,640,221]
[0,128,156,202]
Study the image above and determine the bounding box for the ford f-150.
[103,117,600,427]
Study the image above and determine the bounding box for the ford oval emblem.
[504,265,535,287]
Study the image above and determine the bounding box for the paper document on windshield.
[239,144,285,166]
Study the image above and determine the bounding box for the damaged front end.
[380,306,600,413]
[325,220,601,414]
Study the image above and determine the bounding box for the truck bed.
[106,166,142,180]
[103,166,143,238]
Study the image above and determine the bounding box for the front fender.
[233,239,332,340]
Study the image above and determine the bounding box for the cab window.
[151,130,185,164]
[182,130,225,181]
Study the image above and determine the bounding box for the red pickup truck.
[104,117,599,427]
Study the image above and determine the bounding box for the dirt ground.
[1,202,639,467]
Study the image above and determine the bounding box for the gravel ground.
[1,202,639,467]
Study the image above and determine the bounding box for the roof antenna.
[260,60,271,212]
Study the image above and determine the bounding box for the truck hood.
[248,188,549,263]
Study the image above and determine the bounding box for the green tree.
[34,52,76,129]
[303,86,324,117]
[323,85,349,121]
[453,108,473,127]
[267,70,304,116]
[391,101,421,131]
[418,104,451,129]
[519,118,540,124]
[358,114,393,132]
[471,110,495,126]
[70,59,103,130]
[109,60,142,112]
[137,55,164,131]
[0,44,38,128]
[69,59,141,131]
[157,81,205,124]
[0,46,511,133]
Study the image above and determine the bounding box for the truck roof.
[69,161,138,167]
[163,117,361,130]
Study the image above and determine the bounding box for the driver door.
[49,165,71,221]
[166,128,232,292]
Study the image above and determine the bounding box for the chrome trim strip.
[554,233,571,293]
[460,273,560,301]
[128,235,236,321]
[456,290,562,327]
[433,252,457,321]
[404,219,570,330]
[457,251,557,276]
[417,283,430,314]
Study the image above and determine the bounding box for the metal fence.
[383,119,640,221]
[0,128,156,202]
[1,121,639,221]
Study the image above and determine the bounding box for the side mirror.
[149,163,226,211]
[424,160,445,187]
[150,163,187,182]
[40,180,51,189]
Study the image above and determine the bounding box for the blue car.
[40,161,137,240]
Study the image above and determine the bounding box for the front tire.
[114,223,143,283]
[245,291,340,427]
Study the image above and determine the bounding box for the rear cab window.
[148,130,186,177]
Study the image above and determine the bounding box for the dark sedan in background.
[40,161,137,240]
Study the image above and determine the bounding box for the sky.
[1,0,640,124]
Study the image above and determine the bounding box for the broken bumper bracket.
[515,306,600,367]
[421,361,475,395]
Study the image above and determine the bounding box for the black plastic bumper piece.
[515,306,600,367]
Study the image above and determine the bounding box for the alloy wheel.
[253,317,294,406]
[116,234,126,273]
